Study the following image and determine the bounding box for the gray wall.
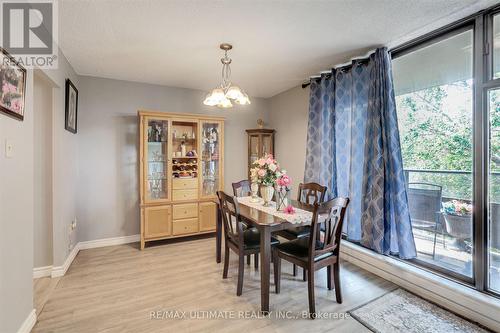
[0,71,34,333]
[34,74,54,268]
[76,76,270,242]
[41,55,80,267]
[0,48,78,331]
[268,85,309,188]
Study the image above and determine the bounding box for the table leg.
[216,203,222,263]
[259,226,271,313]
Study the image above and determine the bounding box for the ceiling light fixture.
[203,43,251,108]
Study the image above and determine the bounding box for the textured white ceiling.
[58,0,498,98]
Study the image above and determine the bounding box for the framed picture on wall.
[65,78,78,133]
[0,48,26,121]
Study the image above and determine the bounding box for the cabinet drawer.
[173,178,198,189]
[172,189,198,201]
[173,203,198,219]
[172,218,199,235]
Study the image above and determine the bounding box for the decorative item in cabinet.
[146,118,169,201]
[139,110,224,249]
[246,126,275,179]
[171,120,198,179]
[200,120,223,198]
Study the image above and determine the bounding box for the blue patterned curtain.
[304,74,336,198]
[303,47,416,259]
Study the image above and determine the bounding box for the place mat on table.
[236,196,313,225]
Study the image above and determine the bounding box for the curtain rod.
[301,54,373,89]
[301,3,495,89]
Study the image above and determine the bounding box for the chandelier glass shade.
[203,43,251,108]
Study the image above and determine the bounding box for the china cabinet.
[246,128,275,179]
[139,110,224,249]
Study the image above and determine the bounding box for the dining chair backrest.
[308,197,349,261]
[297,182,328,205]
[217,191,244,244]
[232,180,251,197]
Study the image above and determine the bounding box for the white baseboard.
[17,309,36,333]
[33,235,140,279]
[33,265,52,279]
[51,243,80,278]
[340,241,500,332]
[78,234,140,250]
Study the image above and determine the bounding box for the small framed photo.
[0,48,26,121]
[65,79,78,133]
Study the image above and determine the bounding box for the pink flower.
[2,83,9,94]
[258,159,266,166]
[11,99,22,111]
[8,83,17,93]
[277,174,291,187]
[283,205,295,214]
[258,169,266,177]
[265,157,273,165]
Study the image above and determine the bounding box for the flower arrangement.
[250,154,284,186]
[443,200,473,216]
[276,174,291,190]
[275,174,291,211]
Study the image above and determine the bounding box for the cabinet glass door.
[200,121,221,197]
[249,134,259,164]
[261,134,273,156]
[145,118,169,202]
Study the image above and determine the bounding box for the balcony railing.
[404,168,499,240]
[404,168,500,203]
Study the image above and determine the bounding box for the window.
[388,7,500,296]
[493,14,500,79]
[488,89,500,293]
[392,29,474,280]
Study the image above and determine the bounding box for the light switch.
[5,140,13,158]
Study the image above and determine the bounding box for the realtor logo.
[0,0,58,68]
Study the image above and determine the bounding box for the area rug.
[349,289,489,333]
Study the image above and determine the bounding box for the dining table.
[214,196,315,313]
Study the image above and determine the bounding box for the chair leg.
[254,253,259,269]
[223,242,230,279]
[327,265,333,290]
[333,263,342,303]
[303,268,307,281]
[273,251,281,294]
[307,268,315,319]
[293,264,297,276]
[247,255,251,265]
[237,254,245,296]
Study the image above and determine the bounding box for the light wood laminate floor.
[33,237,397,333]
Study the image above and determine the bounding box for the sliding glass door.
[488,89,500,293]
[388,6,500,296]
[392,28,474,280]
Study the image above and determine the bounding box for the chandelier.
[203,43,251,108]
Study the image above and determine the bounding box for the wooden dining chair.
[232,179,251,197]
[217,190,280,296]
[273,197,349,318]
[232,180,256,266]
[278,182,327,279]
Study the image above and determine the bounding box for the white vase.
[250,182,260,202]
[261,185,275,207]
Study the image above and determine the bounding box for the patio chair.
[407,182,444,258]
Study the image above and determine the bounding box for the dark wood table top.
[212,197,314,228]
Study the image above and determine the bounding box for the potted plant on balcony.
[442,200,473,251]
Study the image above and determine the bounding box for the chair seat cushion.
[275,237,333,262]
[240,228,280,250]
[280,226,310,238]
